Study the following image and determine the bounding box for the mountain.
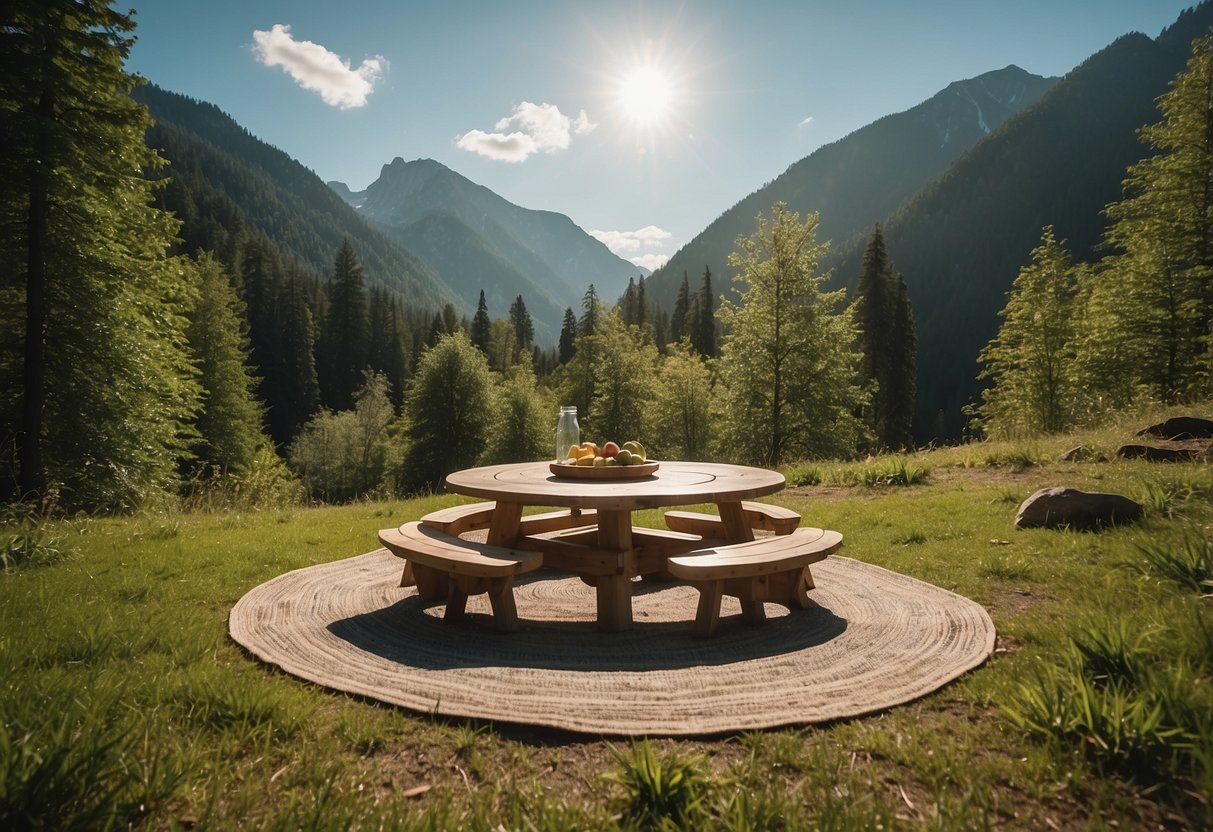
[828,1,1213,440]
[644,64,1058,312]
[132,84,457,313]
[330,158,642,343]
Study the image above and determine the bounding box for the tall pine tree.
[470,289,492,354]
[558,307,577,364]
[1,1,200,508]
[185,253,265,475]
[671,272,691,344]
[1098,33,1213,402]
[854,226,916,450]
[318,237,369,411]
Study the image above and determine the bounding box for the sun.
[617,65,674,125]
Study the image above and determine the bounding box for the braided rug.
[230,549,995,736]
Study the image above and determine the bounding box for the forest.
[2,2,1211,516]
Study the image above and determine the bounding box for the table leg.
[486,501,524,547]
[595,509,634,632]
[717,501,755,543]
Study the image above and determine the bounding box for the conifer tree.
[855,226,917,449]
[671,272,691,343]
[271,270,320,443]
[558,307,577,364]
[1098,33,1213,402]
[508,294,534,362]
[1,0,200,508]
[975,227,1077,436]
[318,238,369,411]
[400,332,492,492]
[584,311,658,442]
[470,289,492,354]
[717,204,865,465]
[579,284,602,336]
[185,253,265,475]
[692,266,717,358]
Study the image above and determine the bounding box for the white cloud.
[573,109,597,134]
[457,102,592,162]
[798,115,815,129]
[252,24,385,109]
[631,253,669,271]
[588,225,671,254]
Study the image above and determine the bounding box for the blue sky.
[126,1,1198,271]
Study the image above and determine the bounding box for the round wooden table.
[444,461,786,631]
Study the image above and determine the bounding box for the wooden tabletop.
[444,460,785,510]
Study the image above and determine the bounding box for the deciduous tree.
[716,203,865,465]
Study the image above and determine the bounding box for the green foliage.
[716,204,866,465]
[605,740,708,829]
[185,252,267,476]
[289,373,394,502]
[649,342,715,460]
[182,444,303,512]
[481,360,552,465]
[318,238,370,411]
[1,498,71,570]
[1125,525,1213,592]
[1097,33,1213,405]
[0,1,202,510]
[854,225,917,451]
[975,226,1078,438]
[399,332,493,493]
[588,312,658,443]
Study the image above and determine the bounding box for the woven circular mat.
[230,549,995,736]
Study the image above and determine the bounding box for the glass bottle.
[555,406,580,461]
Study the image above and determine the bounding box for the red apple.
[601,441,621,458]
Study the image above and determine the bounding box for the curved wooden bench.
[378,522,543,632]
[420,501,597,537]
[666,527,842,637]
[663,501,801,538]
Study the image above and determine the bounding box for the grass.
[2,410,1212,829]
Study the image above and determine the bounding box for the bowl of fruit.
[550,441,658,479]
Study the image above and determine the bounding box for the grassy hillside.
[2,408,1211,829]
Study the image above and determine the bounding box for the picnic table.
[379,460,842,634]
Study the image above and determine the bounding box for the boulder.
[1117,444,1204,462]
[1015,487,1143,530]
[1137,416,1213,440]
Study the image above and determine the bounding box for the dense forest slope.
[133,85,458,312]
[828,2,1213,439]
[331,158,643,342]
[644,64,1057,312]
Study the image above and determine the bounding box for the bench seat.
[663,501,801,538]
[666,527,842,637]
[378,522,543,631]
[420,501,597,537]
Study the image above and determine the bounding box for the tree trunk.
[19,73,54,498]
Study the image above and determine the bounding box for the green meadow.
[3,410,1211,830]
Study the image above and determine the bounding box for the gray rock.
[1117,444,1203,462]
[1137,416,1213,440]
[1015,487,1143,530]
